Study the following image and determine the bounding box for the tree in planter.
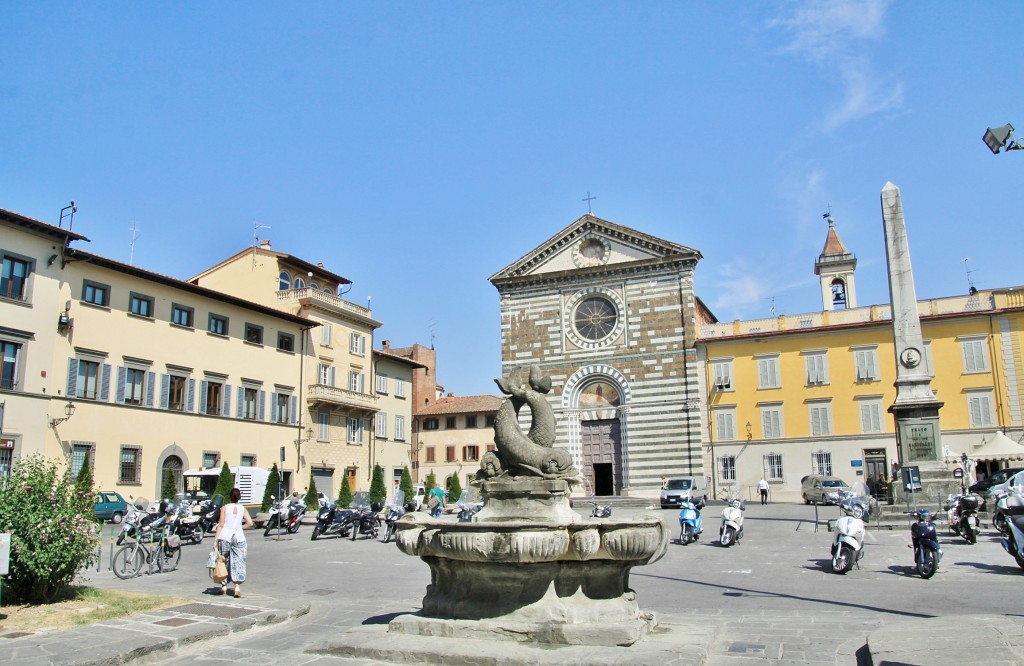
[74,459,94,498]
[0,454,100,603]
[213,462,234,501]
[337,473,353,508]
[369,464,387,506]
[161,468,178,502]
[448,473,463,503]
[262,463,280,512]
[424,470,437,494]
[304,472,319,508]
[399,466,414,505]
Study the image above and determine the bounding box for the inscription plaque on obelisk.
[881,182,943,467]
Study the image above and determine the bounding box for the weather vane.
[822,205,834,225]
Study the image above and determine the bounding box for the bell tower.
[814,214,857,311]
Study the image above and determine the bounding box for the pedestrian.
[214,487,254,598]
[428,484,446,519]
[757,477,770,505]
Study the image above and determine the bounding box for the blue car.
[93,491,128,523]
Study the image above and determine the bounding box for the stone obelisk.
[881,182,944,473]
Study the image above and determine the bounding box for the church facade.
[489,215,712,497]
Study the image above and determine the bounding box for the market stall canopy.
[971,431,1024,461]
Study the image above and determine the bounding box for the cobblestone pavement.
[4,501,1023,665]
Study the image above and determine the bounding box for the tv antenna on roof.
[59,201,77,230]
[767,296,777,316]
[128,222,141,265]
[252,221,271,268]
[962,258,978,294]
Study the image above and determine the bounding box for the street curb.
[2,601,311,666]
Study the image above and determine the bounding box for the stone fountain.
[389,365,669,647]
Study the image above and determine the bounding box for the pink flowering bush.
[0,455,99,603]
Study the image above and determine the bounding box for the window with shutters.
[376,374,389,394]
[349,370,365,393]
[425,446,435,463]
[347,417,364,444]
[395,378,406,398]
[78,360,100,399]
[242,387,258,420]
[205,380,223,416]
[321,323,333,347]
[1,340,22,391]
[756,355,780,389]
[317,411,330,440]
[804,351,828,386]
[759,404,783,439]
[124,368,146,405]
[960,337,989,374]
[350,332,366,356]
[168,375,187,411]
[1,254,31,301]
[376,412,388,438]
[812,451,833,476]
[764,452,784,481]
[808,401,832,437]
[858,397,884,433]
[463,445,480,461]
[446,446,456,463]
[967,390,995,428]
[395,415,406,441]
[719,456,736,481]
[317,363,334,386]
[713,408,737,441]
[711,359,733,391]
[275,393,290,424]
[853,347,879,382]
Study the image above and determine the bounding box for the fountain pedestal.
[391,478,668,646]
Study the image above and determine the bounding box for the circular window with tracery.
[565,288,625,349]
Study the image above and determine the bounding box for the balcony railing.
[307,383,379,411]
[276,288,373,318]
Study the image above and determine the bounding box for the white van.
[660,476,709,509]
[181,466,270,509]
[412,484,426,510]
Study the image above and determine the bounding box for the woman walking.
[214,487,254,598]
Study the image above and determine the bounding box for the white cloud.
[769,0,902,130]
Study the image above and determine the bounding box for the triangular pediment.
[489,214,701,282]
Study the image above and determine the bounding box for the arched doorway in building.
[161,455,183,499]
[563,367,631,496]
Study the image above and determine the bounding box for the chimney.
[317,262,324,268]
[260,239,271,248]
[382,340,390,350]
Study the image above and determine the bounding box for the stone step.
[571,495,655,509]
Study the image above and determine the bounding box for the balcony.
[307,383,379,412]
[277,288,377,322]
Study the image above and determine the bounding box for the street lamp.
[49,401,76,427]
[746,421,752,441]
[983,123,1021,154]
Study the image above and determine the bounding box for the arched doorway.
[562,365,631,496]
[161,455,183,499]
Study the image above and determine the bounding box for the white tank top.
[219,503,247,543]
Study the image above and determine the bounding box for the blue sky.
[3,2,1023,397]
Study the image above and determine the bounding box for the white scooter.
[831,481,870,574]
[1000,488,1024,569]
[719,484,745,547]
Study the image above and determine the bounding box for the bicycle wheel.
[112,545,145,579]
[157,543,181,572]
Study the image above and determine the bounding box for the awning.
[970,431,1024,461]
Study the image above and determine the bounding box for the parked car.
[801,476,850,505]
[93,491,129,523]
[660,476,709,509]
[969,467,1024,494]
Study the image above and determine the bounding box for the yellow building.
[414,394,501,493]
[1,207,312,499]
[699,221,1024,501]
[372,341,426,495]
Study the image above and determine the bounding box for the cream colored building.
[414,394,501,492]
[1,207,312,501]
[372,341,425,496]
[190,240,383,498]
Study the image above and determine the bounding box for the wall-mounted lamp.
[57,301,72,334]
[746,421,753,441]
[49,401,76,427]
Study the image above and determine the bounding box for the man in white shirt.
[757,478,770,505]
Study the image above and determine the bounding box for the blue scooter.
[678,497,705,545]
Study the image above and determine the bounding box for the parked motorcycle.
[992,490,1013,535]
[263,496,306,536]
[908,509,941,579]
[590,501,612,518]
[349,499,383,540]
[115,498,168,545]
[999,489,1024,569]
[678,497,704,545]
[171,500,204,545]
[719,484,745,547]
[943,492,981,544]
[197,494,223,534]
[831,482,870,573]
[381,490,411,543]
[311,500,355,540]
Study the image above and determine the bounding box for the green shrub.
[448,473,462,501]
[213,462,234,500]
[0,455,100,604]
[304,472,319,508]
[399,466,414,504]
[424,470,437,494]
[337,474,353,508]
[262,463,280,512]
[161,468,177,502]
[74,460,93,497]
[369,464,387,505]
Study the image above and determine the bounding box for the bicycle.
[111,523,181,579]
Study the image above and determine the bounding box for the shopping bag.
[427,495,440,511]
[206,550,218,569]
[212,554,228,583]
